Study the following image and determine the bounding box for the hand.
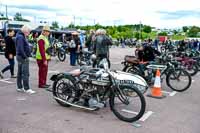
[9,54,13,59]
[43,60,48,66]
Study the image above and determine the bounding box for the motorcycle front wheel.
[58,51,66,62]
[52,75,77,107]
[109,85,146,122]
[166,68,191,92]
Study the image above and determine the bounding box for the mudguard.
[50,72,74,81]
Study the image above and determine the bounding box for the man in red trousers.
[36,25,51,88]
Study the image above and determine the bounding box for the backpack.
[69,40,76,48]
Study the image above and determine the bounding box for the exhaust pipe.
[54,96,97,111]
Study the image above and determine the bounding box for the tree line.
[1,13,200,39]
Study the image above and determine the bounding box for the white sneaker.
[16,88,25,92]
[25,89,36,94]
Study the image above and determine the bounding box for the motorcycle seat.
[69,69,82,76]
[124,56,139,64]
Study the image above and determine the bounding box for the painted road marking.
[162,91,171,94]
[132,122,142,128]
[169,91,177,96]
[0,79,14,84]
[121,109,138,114]
[48,70,60,74]
[1,78,11,81]
[121,109,154,122]
[162,91,177,96]
[139,111,154,122]
[182,79,195,82]
[16,97,26,101]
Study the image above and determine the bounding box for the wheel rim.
[59,53,65,61]
[55,78,76,102]
[112,85,145,120]
[168,69,191,91]
[185,64,198,76]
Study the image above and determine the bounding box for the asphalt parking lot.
[0,47,200,133]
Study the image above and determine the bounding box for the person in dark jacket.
[138,43,161,62]
[93,29,112,68]
[94,29,112,59]
[85,29,95,51]
[0,29,16,79]
[69,32,80,66]
[15,25,35,94]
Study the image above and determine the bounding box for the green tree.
[173,30,178,35]
[14,12,30,22]
[158,32,168,36]
[134,32,140,40]
[68,23,75,28]
[143,25,152,33]
[0,13,8,20]
[182,26,189,32]
[52,21,59,29]
[188,26,200,37]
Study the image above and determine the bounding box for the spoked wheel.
[77,53,85,66]
[126,66,142,75]
[185,64,198,76]
[166,68,191,92]
[197,61,200,71]
[110,85,146,122]
[58,51,66,62]
[52,75,77,107]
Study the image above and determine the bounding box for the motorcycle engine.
[88,97,104,108]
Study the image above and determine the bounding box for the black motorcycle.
[122,55,192,92]
[49,61,147,122]
[77,50,94,66]
[48,39,67,62]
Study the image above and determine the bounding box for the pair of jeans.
[16,56,30,90]
[2,58,15,76]
[70,50,77,65]
[37,60,48,87]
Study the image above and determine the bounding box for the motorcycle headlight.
[57,43,62,47]
[91,54,97,61]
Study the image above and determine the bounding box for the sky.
[0,0,200,29]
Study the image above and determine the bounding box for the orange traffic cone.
[147,69,166,99]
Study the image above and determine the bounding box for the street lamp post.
[140,21,142,40]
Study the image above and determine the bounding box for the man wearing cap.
[36,26,51,88]
[68,32,80,66]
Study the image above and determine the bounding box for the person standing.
[16,25,35,94]
[36,26,51,88]
[93,29,112,67]
[0,29,16,79]
[85,29,95,51]
[69,32,80,66]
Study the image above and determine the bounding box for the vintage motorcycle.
[47,39,67,62]
[76,49,94,66]
[49,59,148,122]
[122,55,192,92]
